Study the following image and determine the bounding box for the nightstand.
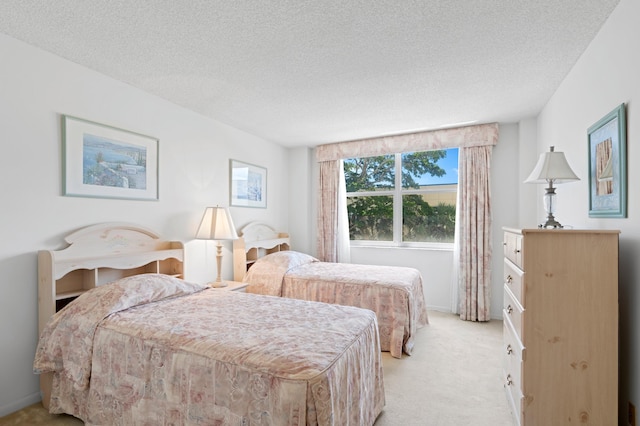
[209,281,248,292]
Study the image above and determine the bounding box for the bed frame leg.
[40,372,53,410]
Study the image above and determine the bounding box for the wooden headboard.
[38,222,184,335]
[37,222,184,408]
[233,222,289,281]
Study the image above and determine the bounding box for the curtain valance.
[315,123,499,162]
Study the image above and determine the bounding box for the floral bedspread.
[34,274,385,425]
[244,252,429,358]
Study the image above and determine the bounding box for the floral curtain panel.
[456,146,493,321]
[317,160,339,262]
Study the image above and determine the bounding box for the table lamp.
[195,206,238,287]
[524,146,579,228]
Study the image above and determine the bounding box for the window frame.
[345,150,457,249]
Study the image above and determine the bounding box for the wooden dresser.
[502,228,619,425]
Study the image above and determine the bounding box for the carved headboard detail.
[232,222,289,281]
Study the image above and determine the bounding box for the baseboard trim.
[426,305,504,321]
[426,305,453,314]
[0,391,42,417]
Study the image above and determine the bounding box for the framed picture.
[230,159,267,208]
[588,103,626,218]
[63,115,159,200]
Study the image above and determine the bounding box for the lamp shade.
[195,207,238,240]
[524,146,580,184]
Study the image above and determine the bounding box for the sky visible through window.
[415,148,458,185]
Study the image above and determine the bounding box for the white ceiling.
[0,1,620,147]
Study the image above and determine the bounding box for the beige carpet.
[374,311,513,425]
[0,311,513,425]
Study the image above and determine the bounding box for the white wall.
[0,34,290,415]
[350,246,455,313]
[517,118,539,227]
[287,147,314,254]
[534,0,639,421]
[489,123,521,317]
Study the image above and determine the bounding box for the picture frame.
[230,159,267,208]
[63,115,159,201]
[587,103,626,218]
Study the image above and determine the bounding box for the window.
[344,148,458,245]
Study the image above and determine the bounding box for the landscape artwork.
[83,134,147,190]
[63,115,159,200]
[230,159,267,208]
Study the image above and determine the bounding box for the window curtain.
[316,124,498,161]
[316,124,498,319]
[316,160,351,263]
[337,160,351,263]
[455,145,493,321]
[317,160,340,262]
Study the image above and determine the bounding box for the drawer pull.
[506,344,513,355]
[506,374,513,386]
[506,305,513,314]
[506,275,513,284]
[514,249,520,254]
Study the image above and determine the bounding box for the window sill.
[350,243,454,252]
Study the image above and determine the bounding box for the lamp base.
[539,214,563,229]
[209,281,228,288]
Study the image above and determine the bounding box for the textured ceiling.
[0,0,620,147]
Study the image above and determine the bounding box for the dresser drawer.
[502,298,525,426]
[504,286,523,338]
[504,260,525,307]
[504,373,523,426]
[503,231,523,268]
[503,319,524,393]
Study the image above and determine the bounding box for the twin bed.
[34,223,385,425]
[233,223,429,359]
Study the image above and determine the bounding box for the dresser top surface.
[503,227,620,235]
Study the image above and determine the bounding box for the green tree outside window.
[344,149,457,243]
